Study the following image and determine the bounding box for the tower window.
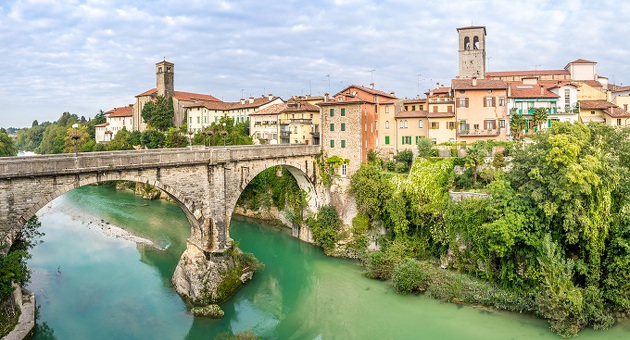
[473,36,480,50]
[464,36,470,50]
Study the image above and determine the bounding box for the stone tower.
[156,60,174,98]
[457,26,486,79]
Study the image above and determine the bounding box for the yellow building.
[578,100,630,126]
[425,87,456,144]
[249,101,321,145]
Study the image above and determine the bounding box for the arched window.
[473,36,480,50]
[404,120,408,128]
[385,121,389,129]
[464,37,470,50]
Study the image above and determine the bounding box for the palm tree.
[532,107,549,131]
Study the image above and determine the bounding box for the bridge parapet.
[0,145,320,179]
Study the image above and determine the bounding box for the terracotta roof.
[335,85,398,99]
[317,98,367,106]
[135,88,221,102]
[250,103,286,116]
[452,79,507,90]
[285,102,320,112]
[581,80,603,88]
[378,98,399,104]
[95,122,109,127]
[402,98,427,104]
[456,26,486,35]
[604,107,630,118]
[487,70,569,77]
[611,85,630,92]
[427,112,456,118]
[569,58,596,64]
[184,96,283,110]
[579,100,616,110]
[106,106,133,118]
[426,86,451,95]
[543,81,578,90]
[509,83,560,99]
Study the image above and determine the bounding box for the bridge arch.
[19,173,206,247]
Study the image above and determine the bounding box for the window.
[406,136,412,144]
[341,140,346,148]
[330,109,334,117]
[340,164,347,177]
[411,105,416,111]
[404,105,409,111]
[448,122,455,130]
[197,117,200,124]
[431,122,439,129]
[564,89,571,107]
[189,117,192,124]
[341,123,346,131]
[294,126,298,133]
[385,121,389,129]
[419,120,423,128]
[498,97,506,106]
[385,106,389,113]
[330,123,334,131]
[215,117,218,123]
[432,138,437,144]
[458,97,469,107]
[330,140,335,148]
[385,136,390,145]
[204,116,208,123]
[448,105,453,113]
[500,119,506,128]
[591,111,595,115]
[625,104,628,111]
[484,97,494,107]
[404,120,408,128]
[618,119,622,126]
[399,120,404,128]
[341,108,346,116]
[419,105,424,110]
[473,124,480,130]
[484,120,496,130]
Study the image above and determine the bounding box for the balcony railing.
[280,131,291,138]
[457,129,501,137]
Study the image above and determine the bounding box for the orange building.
[452,78,508,141]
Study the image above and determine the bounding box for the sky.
[1,0,628,128]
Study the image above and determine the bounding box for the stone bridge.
[0,145,323,304]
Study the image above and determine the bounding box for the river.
[25,185,630,339]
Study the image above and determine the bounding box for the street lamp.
[70,123,80,157]
[221,122,227,147]
[187,130,193,145]
[201,129,213,147]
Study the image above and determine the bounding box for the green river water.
[25,186,630,339]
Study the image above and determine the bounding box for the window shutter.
[401,136,405,144]
[492,97,496,107]
[456,98,461,108]
[465,98,469,107]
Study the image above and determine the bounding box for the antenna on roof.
[368,69,376,84]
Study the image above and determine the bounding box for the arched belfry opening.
[457,25,487,79]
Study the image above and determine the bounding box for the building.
[95,106,133,143]
[425,86,456,144]
[457,26,486,79]
[185,95,284,134]
[507,81,561,135]
[278,99,321,145]
[249,104,282,144]
[578,100,630,126]
[319,84,398,176]
[132,60,223,132]
[452,78,508,141]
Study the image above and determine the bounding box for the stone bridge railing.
[0,145,320,179]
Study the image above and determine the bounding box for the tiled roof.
[335,85,398,99]
[95,122,109,127]
[402,98,427,104]
[487,70,569,77]
[250,103,286,116]
[456,26,486,34]
[285,102,320,112]
[569,58,596,64]
[184,96,283,110]
[611,85,630,92]
[581,80,603,88]
[135,88,221,102]
[106,106,133,118]
[426,86,451,95]
[604,107,630,118]
[250,101,320,116]
[317,98,367,106]
[579,100,616,110]
[452,79,507,90]
[509,83,560,99]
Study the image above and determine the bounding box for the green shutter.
[401,136,405,144]
[341,140,346,148]
[385,136,390,145]
[547,119,551,127]
[341,123,345,131]
[330,140,334,148]
[330,123,334,131]
[330,109,334,117]
[341,108,346,116]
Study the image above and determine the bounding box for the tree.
[0,130,17,157]
[510,112,527,140]
[31,120,39,127]
[63,125,90,153]
[141,129,165,149]
[394,149,413,172]
[141,95,174,131]
[127,130,142,146]
[165,127,188,148]
[416,137,434,158]
[36,124,66,154]
[107,128,133,150]
[464,141,486,185]
[532,107,549,131]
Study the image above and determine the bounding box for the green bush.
[395,162,409,173]
[308,205,341,252]
[392,259,428,293]
[385,160,395,171]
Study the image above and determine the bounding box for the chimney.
[472,77,477,87]
[540,85,544,95]
[508,85,512,97]
[268,94,273,101]
[324,93,329,102]
[390,92,395,96]
[240,98,245,105]
[370,83,375,89]
[249,96,254,104]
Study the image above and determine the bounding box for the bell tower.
[156,60,174,98]
[457,26,486,79]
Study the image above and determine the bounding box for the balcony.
[517,108,558,114]
[280,131,292,138]
[457,129,501,137]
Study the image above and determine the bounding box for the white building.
[95,106,134,143]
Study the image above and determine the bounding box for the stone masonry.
[0,145,323,304]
